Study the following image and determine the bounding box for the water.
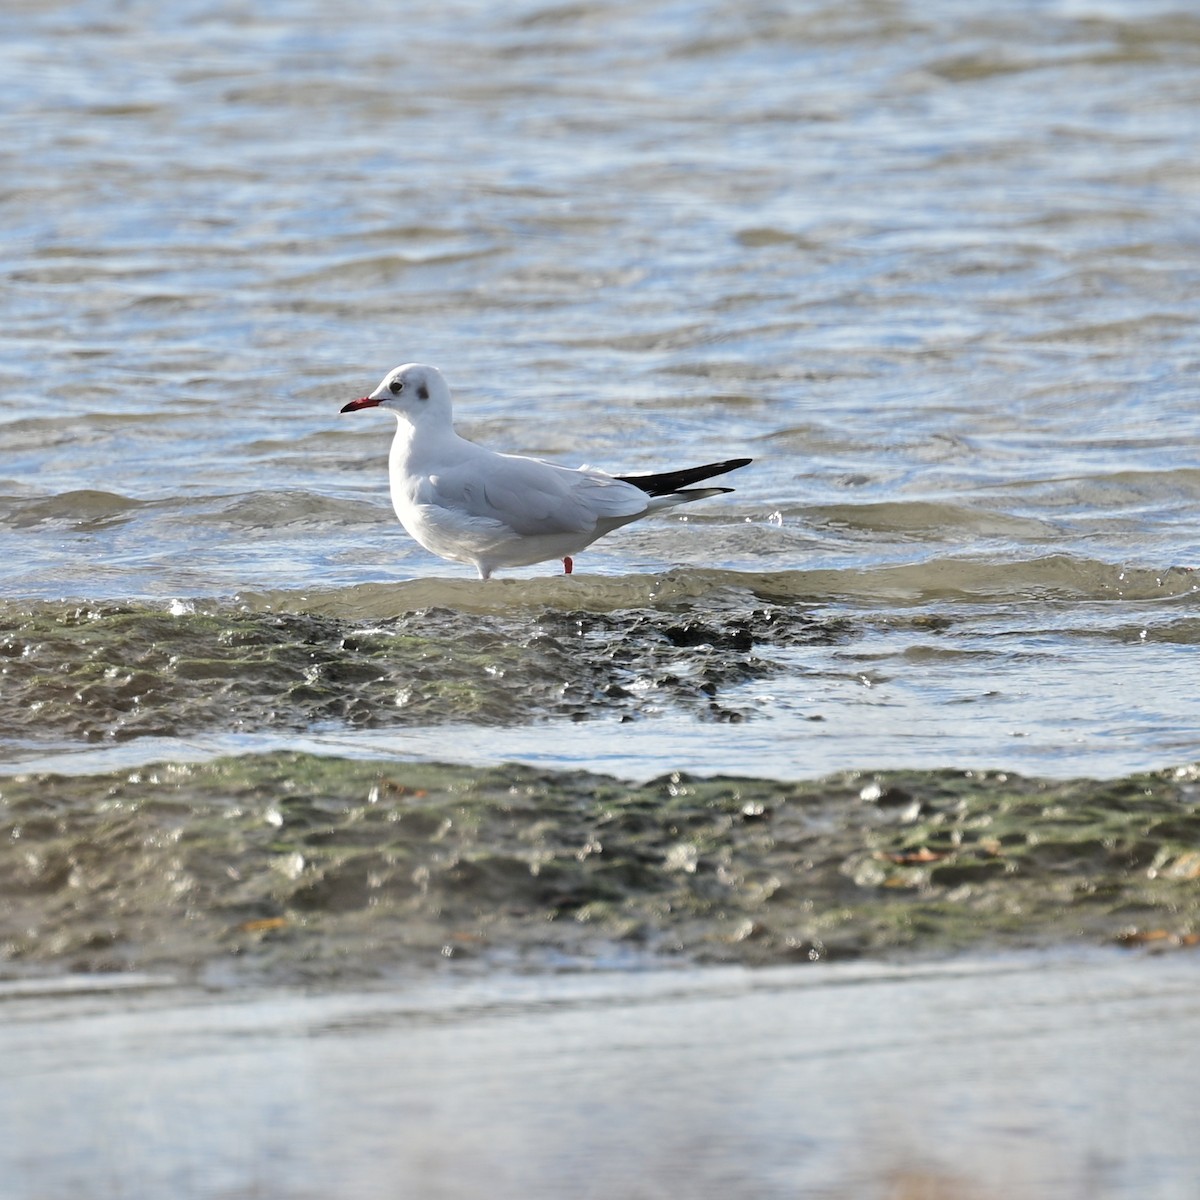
[6,954,1200,1200]
[7,8,1200,1197]
[2,0,1200,782]
[4,0,1200,970]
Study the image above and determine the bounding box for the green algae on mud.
[1,752,1198,983]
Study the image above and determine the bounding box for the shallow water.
[2,561,1197,780]
[5,953,1200,1200]
[4,0,1200,990]
[3,0,1199,782]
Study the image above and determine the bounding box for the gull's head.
[341,363,451,423]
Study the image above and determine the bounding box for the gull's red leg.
[563,556,574,575]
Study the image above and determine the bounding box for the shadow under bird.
[341,363,751,580]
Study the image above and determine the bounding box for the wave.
[0,490,147,530]
[199,490,377,529]
[236,555,1199,618]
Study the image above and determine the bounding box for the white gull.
[341,363,751,580]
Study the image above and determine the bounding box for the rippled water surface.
[3,1,1200,990]
[2,0,1200,777]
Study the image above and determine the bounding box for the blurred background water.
[2,0,1199,775]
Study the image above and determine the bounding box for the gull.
[341,363,751,580]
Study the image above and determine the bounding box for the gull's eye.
[388,378,404,395]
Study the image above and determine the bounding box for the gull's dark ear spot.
[417,383,429,401]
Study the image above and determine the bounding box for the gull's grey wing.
[427,453,647,538]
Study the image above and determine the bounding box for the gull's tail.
[615,457,752,498]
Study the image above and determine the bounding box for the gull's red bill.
[341,396,381,413]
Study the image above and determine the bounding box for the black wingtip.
[616,457,752,496]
